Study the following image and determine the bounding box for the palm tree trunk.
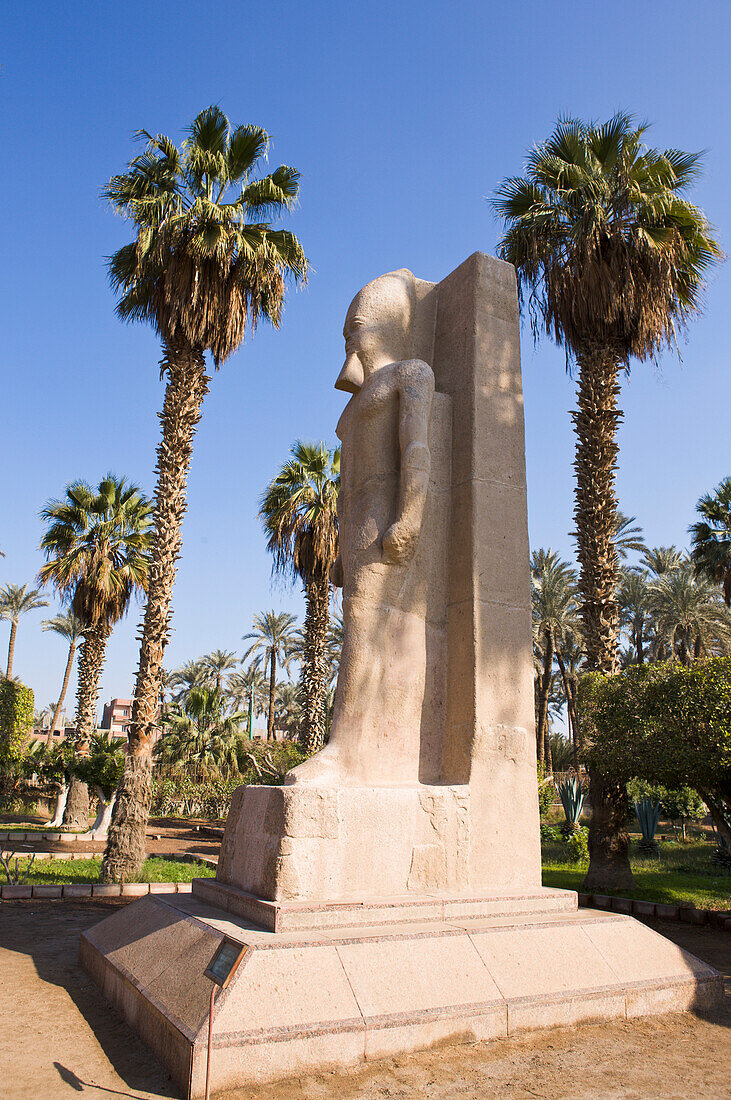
[6,621,17,678]
[64,625,109,828]
[555,651,579,770]
[101,344,209,883]
[298,577,330,754]
[536,630,554,767]
[47,640,76,746]
[574,345,635,893]
[267,649,276,741]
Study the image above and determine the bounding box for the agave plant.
[557,776,584,835]
[634,796,661,854]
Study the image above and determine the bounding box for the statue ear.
[335,354,364,393]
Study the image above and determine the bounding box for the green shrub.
[0,680,34,760]
[537,763,555,819]
[564,826,589,864]
[579,657,731,843]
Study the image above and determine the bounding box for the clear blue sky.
[1,1,729,717]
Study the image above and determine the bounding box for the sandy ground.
[0,901,729,1100]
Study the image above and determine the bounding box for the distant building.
[100,698,133,740]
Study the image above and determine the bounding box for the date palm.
[39,477,151,825]
[201,649,238,693]
[649,560,731,663]
[41,612,83,745]
[227,666,267,735]
[100,106,307,882]
[156,686,244,772]
[617,568,651,665]
[612,512,646,561]
[260,442,340,753]
[644,545,683,577]
[0,584,49,679]
[531,549,580,771]
[243,611,297,741]
[690,477,731,606]
[495,112,721,891]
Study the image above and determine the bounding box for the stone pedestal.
[80,888,723,1099]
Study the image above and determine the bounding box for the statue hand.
[330,555,344,587]
[382,521,417,565]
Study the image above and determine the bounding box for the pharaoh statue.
[286,269,448,787]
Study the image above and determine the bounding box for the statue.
[286,269,441,787]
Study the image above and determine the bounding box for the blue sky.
[1,1,729,717]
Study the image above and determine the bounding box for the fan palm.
[157,686,245,772]
[690,477,731,606]
[260,442,340,753]
[39,476,151,825]
[531,549,580,769]
[0,584,49,679]
[100,106,307,883]
[41,612,83,745]
[495,113,721,892]
[242,611,297,740]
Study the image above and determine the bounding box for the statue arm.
[382,362,434,565]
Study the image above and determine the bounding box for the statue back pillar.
[430,251,540,887]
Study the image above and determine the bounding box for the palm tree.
[274,681,302,738]
[100,106,307,883]
[690,477,731,606]
[201,649,238,693]
[495,113,721,892]
[169,658,209,704]
[39,476,151,826]
[617,568,651,664]
[242,611,297,740]
[531,549,580,769]
[156,686,244,772]
[227,665,267,734]
[260,442,340,754]
[644,545,684,577]
[0,584,49,678]
[612,512,646,561]
[41,612,83,745]
[649,560,731,663]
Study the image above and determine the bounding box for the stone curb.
[0,882,194,900]
[579,893,729,930]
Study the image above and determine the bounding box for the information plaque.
[204,937,249,989]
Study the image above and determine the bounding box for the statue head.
[336,269,416,393]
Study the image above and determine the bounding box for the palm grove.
[0,108,727,890]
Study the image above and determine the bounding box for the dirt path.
[0,902,728,1099]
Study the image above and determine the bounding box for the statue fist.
[382,521,417,565]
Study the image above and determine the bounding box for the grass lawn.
[4,857,216,885]
[542,837,731,910]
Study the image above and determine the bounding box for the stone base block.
[80,891,723,1099]
[217,782,541,902]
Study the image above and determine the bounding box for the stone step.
[191,878,577,932]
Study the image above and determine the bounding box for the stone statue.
[286,269,442,787]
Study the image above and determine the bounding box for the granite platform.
[79,884,723,1099]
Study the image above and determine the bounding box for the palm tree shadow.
[3,901,179,1098]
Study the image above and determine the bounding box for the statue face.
[336,271,414,393]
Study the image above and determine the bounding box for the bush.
[0,680,34,760]
[564,827,589,864]
[537,763,555,820]
[579,657,731,844]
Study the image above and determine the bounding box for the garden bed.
[2,855,216,886]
